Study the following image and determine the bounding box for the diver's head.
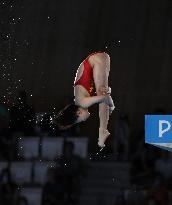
[75,107,90,123]
[55,103,90,130]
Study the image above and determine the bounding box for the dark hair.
[55,103,79,128]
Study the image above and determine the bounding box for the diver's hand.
[100,88,115,115]
[109,96,115,115]
[103,94,114,107]
[109,104,115,115]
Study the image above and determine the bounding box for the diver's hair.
[55,103,79,127]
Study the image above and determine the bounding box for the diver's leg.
[93,53,111,147]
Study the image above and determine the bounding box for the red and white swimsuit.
[74,51,104,96]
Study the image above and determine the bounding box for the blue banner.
[145,115,172,145]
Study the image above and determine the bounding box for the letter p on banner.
[145,115,172,152]
[159,120,171,138]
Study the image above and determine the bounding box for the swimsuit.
[74,51,104,96]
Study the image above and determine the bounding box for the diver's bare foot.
[98,128,110,148]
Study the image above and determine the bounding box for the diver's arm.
[75,94,113,109]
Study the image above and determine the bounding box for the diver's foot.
[98,128,110,149]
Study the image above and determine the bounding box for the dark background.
[1,0,172,134]
[1,1,172,205]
